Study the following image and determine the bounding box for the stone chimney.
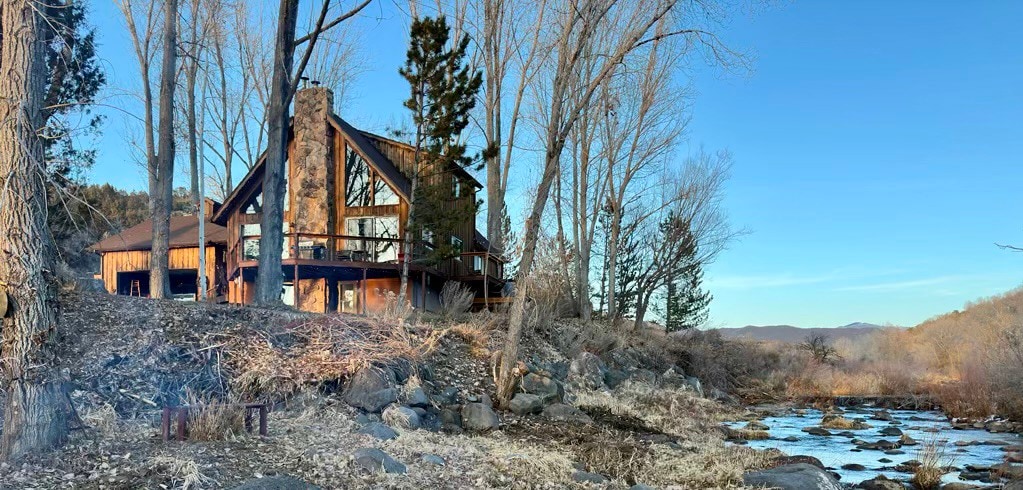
[291,86,336,236]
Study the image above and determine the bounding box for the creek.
[726,405,1023,486]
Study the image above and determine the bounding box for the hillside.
[714,323,886,343]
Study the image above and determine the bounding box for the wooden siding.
[99,246,222,295]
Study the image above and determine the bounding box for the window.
[373,174,399,205]
[345,147,372,207]
[241,224,261,260]
[472,255,484,274]
[243,194,262,215]
[345,216,400,262]
[451,236,463,256]
[452,177,462,199]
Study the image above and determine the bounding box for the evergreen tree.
[664,240,712,332]
[396,16,487,301]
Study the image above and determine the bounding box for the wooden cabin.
[210,86,505,314]
[89,212,229,301]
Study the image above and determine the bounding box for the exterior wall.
[296,278,326,312]
[99,246,222,296]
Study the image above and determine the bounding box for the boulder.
[804,427,832,436]
[993,463,1023,480]
[357,422,398,441]
[509,393,544,415]
[879,427,903,437]
[343,366,398,413]
[461,403,500,431]
[685,376,704,397]
[521,373,564,403]
[745,420,770,431]
[872,410,894,421]
[405,387,430,408]
[856,475,905,490]
[569,352,607,389]
[841,463,866,471]
[630,369,657,385]
[434,386,459,405]
[571,470,608,484]
[772,456,825,469]
[630,485,656,490]
[229,476,321,490]
[352,448,406,474]
[743,463,842,490]
[382,405,421,430]
[942,484,982,490]
[543,403,593,424]
[439,408,462,429]
[604,369,630,389]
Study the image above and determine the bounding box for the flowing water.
[726,405,1023,486]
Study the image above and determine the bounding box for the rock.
[439,407,462,428]
[884,449,905,455]
[229,476,321,490]
[629,485,656,490]
[603,369,630,389]
[461,403,500,431]
[872,410,894,421]
[899,434,918,446]
[343,366,398,413]
[543,403,593,424]
[421,454,445,466]
[878,458,893,463]
[435,386,459,405]
[569,352,607,389]
[357,422,398,440]
[1004,481,1023,490]
[857,439,901,451]
[821,414,869,430]
[406,387,430,408]
[745,420,770,431]
[942,484,981,490]
[841,463,866,471]
[783,436,800,442]
[685,376,704,396]
[571,470,608,484]
[993,463,1023,480]
[879,427,903,437]
[856,475,905,489]
[382,405,421,430]
[773,456,825,469]
[804,427,832,436]
[743,463,842,490]
[521,373,564,403]
[509,393,544,415]
[352,448,406,474]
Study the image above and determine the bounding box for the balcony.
[230,232,505,282]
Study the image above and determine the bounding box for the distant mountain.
[714,323,887,343]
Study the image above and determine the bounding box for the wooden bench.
[161,403,268,441]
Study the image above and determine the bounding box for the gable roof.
[212,115,416,225]
[89,215,228,253]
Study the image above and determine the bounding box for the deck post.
[420,270,426,310]
[484,254,489,309]
[361,266,367,315]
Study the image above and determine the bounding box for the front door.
[338,281,360,314]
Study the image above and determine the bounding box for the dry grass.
[439,281,475,320]
[182,391,246,441]
[149,455,214,490]
[227,314,421,399]
[911,435,952,490]
[820,414,868,430]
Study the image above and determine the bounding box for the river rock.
[462,402,500,431]
[856,475,905,489]
[352,448,406,474]
[743,463,842,490]
[841,463,866,471]
[773,455,825,469]
[230,476,321,490]
[942,484,982,490]
[509,393,543,415]
[405,387,430,408]
[992,463,1023,480]
[571,470,608,484]
[357,422,398,440]
[872,410,894,421]
[569,352,607,389]
[879,427,903,437]
[1004,481,1023,490]
[804,427,832,436]
[521,373,564,403]
[382,405,421,430]
[746,420,770,431]
[343,366,398,413]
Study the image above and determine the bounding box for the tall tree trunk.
[186,58,199,208]
[255,0,299,305]
[606,210,620,318]
[151,0,179,300]
[0,0,69,459]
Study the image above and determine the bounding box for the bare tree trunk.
[151,0,179,300]
[0,0,69,459]
[254,0,299,305]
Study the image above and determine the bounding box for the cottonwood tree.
[495,0,734,406]
[254,0,372,305]
[0,0,68,459]
[396,15,485,303]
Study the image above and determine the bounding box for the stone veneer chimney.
[291,87,335,237]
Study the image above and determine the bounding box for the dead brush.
[226,314,421,399]
[445,312,497,356]
[182,390,245,441]
[373,289,414,324]
[149,455,213,489]
[911,435,952,490]
[439,281,475,320]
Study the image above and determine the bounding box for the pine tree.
[397,16,487,302]
[664,241,712,332]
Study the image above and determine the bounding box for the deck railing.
[230,231,505,281]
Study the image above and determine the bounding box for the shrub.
[182,390,246,441]
[911,435,952,490]
[439,281,474,320]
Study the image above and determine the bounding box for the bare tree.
[254,0,372,305]
[800,334,841,365]
[0,0,68,459]
[496,0,705,406]
[150,0,180,299]
[631,151,736,330]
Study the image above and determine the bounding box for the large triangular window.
[345,145,399,207]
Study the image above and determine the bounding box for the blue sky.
[83,1,1023,328]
